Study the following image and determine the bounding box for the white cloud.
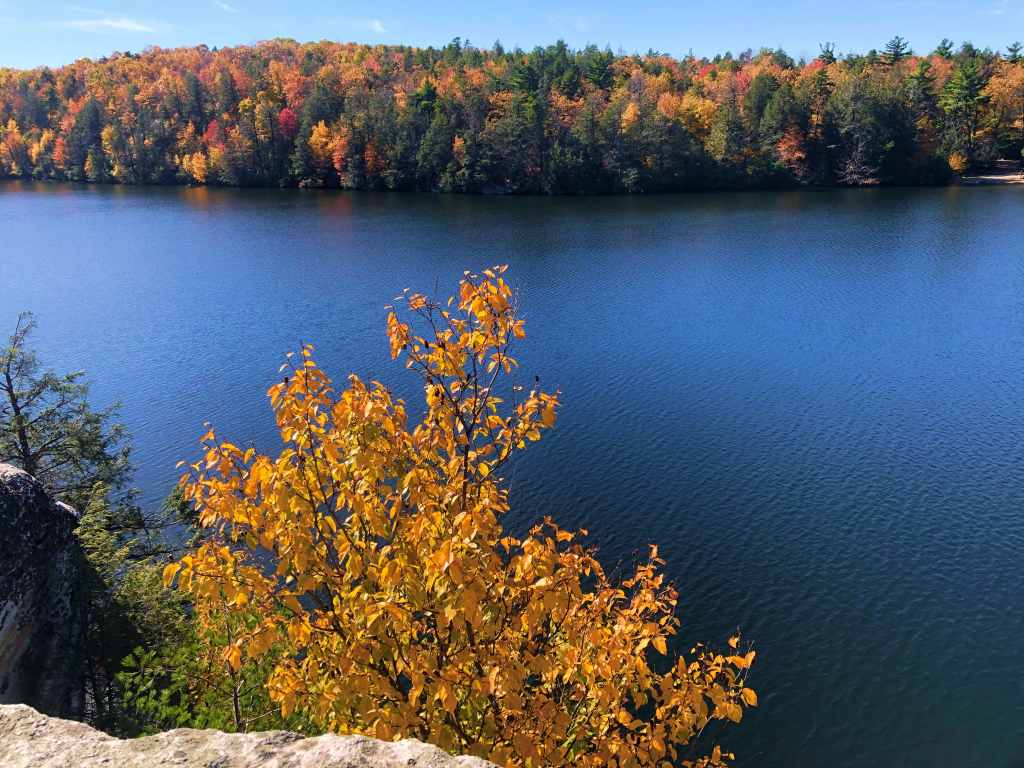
[348,17,387,34]
[61,17,154,32]
[214,0,239,13]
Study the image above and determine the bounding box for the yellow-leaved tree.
[165,267,756,766]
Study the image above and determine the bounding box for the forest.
[1,36,1023,192]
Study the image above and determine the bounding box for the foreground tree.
[0,311,224,734]
[166,268,756,766]
[1,312,131,510]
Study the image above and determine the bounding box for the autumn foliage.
[164,268,756,766]
[2,38,1023,191]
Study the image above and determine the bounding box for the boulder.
[0,463,85,716]
[0,704,498,768]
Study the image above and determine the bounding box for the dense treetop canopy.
[1,37,1022,191]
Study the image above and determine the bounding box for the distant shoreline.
[958,172,1024,186]
[3,40,1022,195]
[3,176,1023,195]
[957,159,1024,185]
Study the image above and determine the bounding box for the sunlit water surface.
[2,182,1023,767]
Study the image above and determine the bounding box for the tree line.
[1,36,1023,192]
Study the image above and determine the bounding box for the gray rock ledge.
[0,703,498,768]
[0,463,86,716]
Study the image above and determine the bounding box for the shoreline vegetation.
[958,158,1024,184]
[2,37,1024,194]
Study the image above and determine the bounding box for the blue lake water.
[2,181,1023,766]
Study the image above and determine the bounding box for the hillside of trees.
[1,36,1023,192]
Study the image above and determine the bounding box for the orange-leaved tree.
[164,266,756,766]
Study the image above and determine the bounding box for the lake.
[2,181,1023,767]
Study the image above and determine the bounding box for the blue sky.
[1,1,1021,69]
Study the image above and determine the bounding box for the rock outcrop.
[0,704,498,768]
[0,463,86,717]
